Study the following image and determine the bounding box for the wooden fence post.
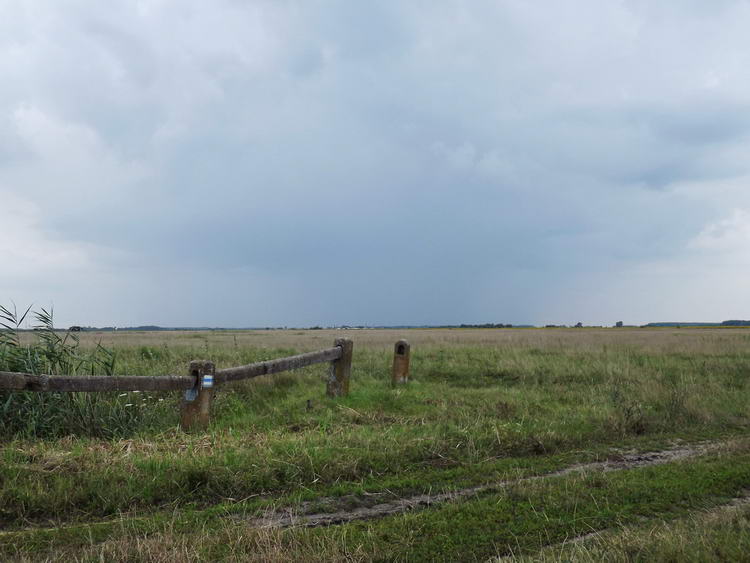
[327,338,353,397]
[180,360,215,431]
[391,339,410,387]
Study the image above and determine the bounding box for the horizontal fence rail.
[0,338,354,431]
[0,372,194,392]
[215,346,342,384]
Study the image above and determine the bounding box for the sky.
[2,1,750,328]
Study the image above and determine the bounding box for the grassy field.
[1,327,750,561]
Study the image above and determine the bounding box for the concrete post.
[391,339,410,387]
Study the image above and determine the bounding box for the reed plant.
[0,304,169,439]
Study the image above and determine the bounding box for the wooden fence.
[0,338,353,430]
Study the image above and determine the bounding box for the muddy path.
[240,441,719,530]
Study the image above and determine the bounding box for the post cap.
[394,339,410,355]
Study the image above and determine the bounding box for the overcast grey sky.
[2,1,750,327]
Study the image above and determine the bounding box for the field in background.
[56,325,750,354]
[3,327,750,561]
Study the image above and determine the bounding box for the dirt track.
[241,442,717,529]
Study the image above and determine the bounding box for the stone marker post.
[391,339,410,387]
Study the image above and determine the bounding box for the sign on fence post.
[327,338,353,397]
[180,360,215,431]
[391,339,410,387]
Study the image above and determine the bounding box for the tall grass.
[0,305,170,440]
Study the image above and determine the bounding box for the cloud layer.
[2,1,750,327]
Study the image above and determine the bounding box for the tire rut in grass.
[240,442,717,529]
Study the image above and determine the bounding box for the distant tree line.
[458,323,513,328]
[642,320,750,328]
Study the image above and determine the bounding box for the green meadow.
[2,324,750,561]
